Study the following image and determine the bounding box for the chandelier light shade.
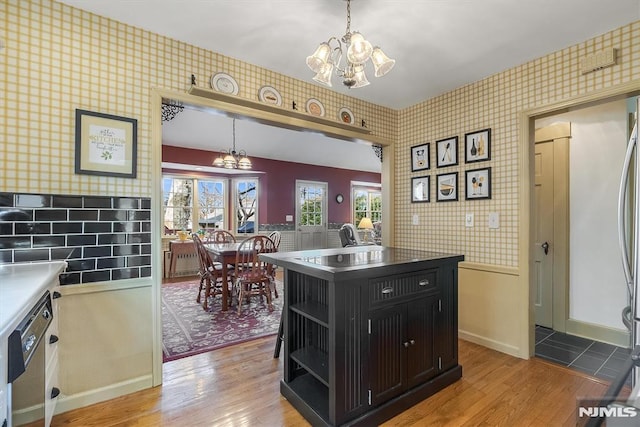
[212,118,252,170]
[306,0,395,88]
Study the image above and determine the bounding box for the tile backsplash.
[0,192,151,285]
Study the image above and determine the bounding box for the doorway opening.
[530,96,636,381]
[152,89,391,380]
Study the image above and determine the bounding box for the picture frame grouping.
[409,128,492,202]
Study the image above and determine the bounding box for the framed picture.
[411,176,430,203]
[436,136,458,168]
[75,109,138,178]
[465,167,491,200]
[436,172,458,202]
[410,143,430,172]
[464,128,491,163]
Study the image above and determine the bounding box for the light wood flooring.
[50,337,623,426]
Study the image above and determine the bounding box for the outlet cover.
[412,214,419,225]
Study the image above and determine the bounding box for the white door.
[534,141,554,328]
[296,180,328,250]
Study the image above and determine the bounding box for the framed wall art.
[411,176,430,203]
[436,172,458,202]
[411,143,430,172]
[464,128,491,163]
[436,136,458,168]
[75,109,138,178]
[465,167,491,200]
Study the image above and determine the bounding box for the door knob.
[541,241,549,255]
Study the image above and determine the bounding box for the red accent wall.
[162,145,381,225]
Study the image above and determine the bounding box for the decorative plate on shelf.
[258,86,282,106]
[210,72,239,95]
[306,98,325,117]
[338,107,355,125]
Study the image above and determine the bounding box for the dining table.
[204,241,242,311]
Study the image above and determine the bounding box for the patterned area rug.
[162,278,283,362]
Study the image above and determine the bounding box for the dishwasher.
[7,291,54,427]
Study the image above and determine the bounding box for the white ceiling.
[162,106,383,172]
[56,0,640,171]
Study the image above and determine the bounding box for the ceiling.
[162,106,384,172]
[56,0,640,171]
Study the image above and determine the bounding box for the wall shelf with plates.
[185,85,389,146]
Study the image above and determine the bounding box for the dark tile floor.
[535,325,631,385]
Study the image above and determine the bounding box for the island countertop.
[260,245,464,280]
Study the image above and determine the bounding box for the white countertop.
[0,261,67,339]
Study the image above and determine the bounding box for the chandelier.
[213,118,252,170]
[305,0,395,88]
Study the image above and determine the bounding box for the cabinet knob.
[410,339,416,346]
[419,279,430,286]
[49,335,59,344]
[381,287,394,295]
[403,341,410,348]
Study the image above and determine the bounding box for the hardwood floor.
[51,338,623,426]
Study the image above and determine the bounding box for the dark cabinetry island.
[261,246,464,426]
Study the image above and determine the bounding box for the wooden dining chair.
[210,229,236,243]
[192,233,229,310]
[267,231,281,249]
[234,235,277,315]
[266,231,282,298]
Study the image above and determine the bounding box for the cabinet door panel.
[406,296,438,388]
[369,304,405,405]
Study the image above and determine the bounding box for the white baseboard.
[54,375,153,416]
[459,329,525,359]
[565,319,630,348]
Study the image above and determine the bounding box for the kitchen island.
[260,246,463,426]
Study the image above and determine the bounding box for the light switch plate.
[285,214,293,222]
[465,213,474,227]
[412,214,419,225]
[488,212,499,229]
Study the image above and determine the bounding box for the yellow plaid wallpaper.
[396,22,640,267]
[2,0,640,268]
[1,0,396,197]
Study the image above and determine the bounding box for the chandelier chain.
[232,118,236,150]
[345,0,351,35]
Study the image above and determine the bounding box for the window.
[197,179,225,230]
[234,178,258,235]
[353,186,382,225]
[163,177,193,233]
[299,184,325,226]
[163,176,226,234]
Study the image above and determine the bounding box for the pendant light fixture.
[306,0,395,88]
[213,118,252,170]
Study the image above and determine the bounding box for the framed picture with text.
[75,109,138,178]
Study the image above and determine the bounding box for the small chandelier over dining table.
[305,0,395,88]
[213,118,252,170]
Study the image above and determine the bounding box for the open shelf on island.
[290,347,329,386]
[290,301,329,327]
